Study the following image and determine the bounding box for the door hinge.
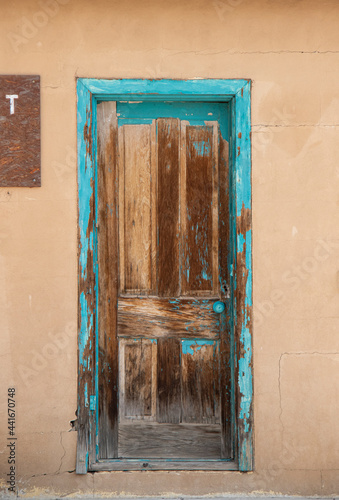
[89,395,96,411]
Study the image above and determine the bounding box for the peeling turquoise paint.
[78,78,252,472]
[235,83,251,216]
[77,80,94,280]
[79,291,92,365]
[84,382,89,408]
[237,233,245,253]
[191,139,211,156]
[116,101,229,140]
[238,350,252,431]
[181,339,217,355]
[201,270,209,281]
[82,78,249,100]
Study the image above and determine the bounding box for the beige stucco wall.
[1,0,339,496]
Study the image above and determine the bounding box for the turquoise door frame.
[77,78,252,473]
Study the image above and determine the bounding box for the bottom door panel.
[118,423,221,459]
[118,338,223,459]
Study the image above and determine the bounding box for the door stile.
[150,120,158,294]
[118,125,125,295]
[156,118,180,298]
[97,101,119,459]
[218,132,233,458]
[156,117,181,424]
[179,120,187,297]
[211,121,219,297]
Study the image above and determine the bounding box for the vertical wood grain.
[124,340,153,417]
[211,122,219,295]
[157,118,180,296]
[157,338,181,423]
[97,101,119,459]
[183,125,214,294]
[220,313,232,458]
[77,82,96,473]
[123,125,152,293]
[179,121,188,296]
[181,341,220,425]
[151,121,158,294]
[118,126,125,293]
[118,340,126,421]
[151,341,158,419]
[218,132,233,458]
[218,133,230,298]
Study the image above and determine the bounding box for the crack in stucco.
[22,431,73,480]
[57,432,67,474]
[166,49,339,57]
[24,470,75,479]
[253,124,339,128]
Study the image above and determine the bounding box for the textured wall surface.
[0,0,338,496]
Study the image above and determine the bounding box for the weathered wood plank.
[151,341,158,418]
[118,423,221,459]
[117,297,220,339]
[123,340,153,418]
[157,118,180,296]
[183,125,214,294]
[220,313,232,459]
[150,120,157,293]
[181,340,220,424]
[118,126,125,293]
[211,122,219,295]
[218,132,233,458]
[119,339,157,422]
[97,101,119,459]
[236,202,253,470]
[218,133,230,298]
[157,338,181,423]
[123,124,152,293]
[77,82,96,474]
[179,121,188,296]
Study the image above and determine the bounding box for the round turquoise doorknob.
[213,301,225,314]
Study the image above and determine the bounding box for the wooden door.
[97,103,232,464]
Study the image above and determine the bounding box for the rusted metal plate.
[0,75,40,187]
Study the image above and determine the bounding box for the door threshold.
[89,459,238,471]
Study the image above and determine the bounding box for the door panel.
[119,339,156,420]
[118,124,154,294]
[156,337,181,424]
[181,340,220,424]
[118,423,221,459]
[99,111,231,461]
[182,124,217,294]
[157,118,180,297]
